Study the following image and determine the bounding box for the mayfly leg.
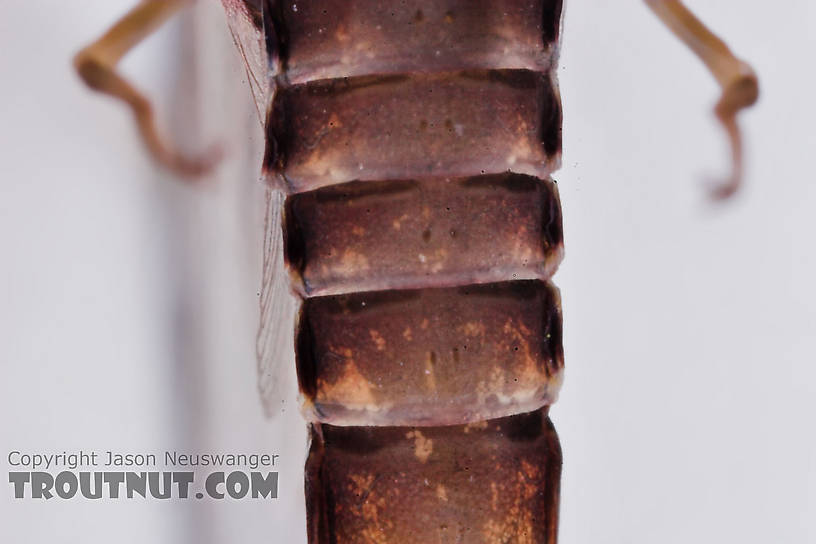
[645,0,759,199]
[74,0,218,177]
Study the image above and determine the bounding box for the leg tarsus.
[708,67,759,200]
[645,0,759,200]
[74,0,219,178]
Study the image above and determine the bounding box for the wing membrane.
[256,188,297,418]
[220,0,270,121]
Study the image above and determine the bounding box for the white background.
[1,1,813,542]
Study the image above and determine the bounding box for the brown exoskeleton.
[75,1,757,542]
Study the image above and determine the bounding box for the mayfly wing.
[193,2,296,420]
[256,187,297,419]
[219,0,270,122]
[218,1,296,418]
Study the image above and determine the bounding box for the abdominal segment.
[297,281,563,427]
[306,409,561,544]
[273,0,562,83]
[266,0,564,541]
[284,173,563,296]
[267,70,561,193]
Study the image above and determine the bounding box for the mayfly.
[75,1,758,542]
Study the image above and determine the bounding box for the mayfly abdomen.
[71,0,760,540]
[268,0,565,541]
